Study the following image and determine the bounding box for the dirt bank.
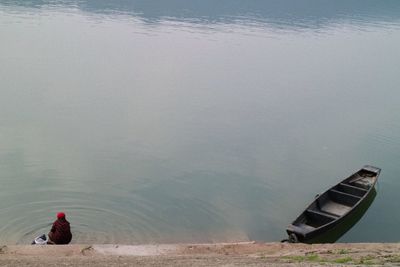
[1,242,400,266]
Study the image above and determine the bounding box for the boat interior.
[292,169,377,231]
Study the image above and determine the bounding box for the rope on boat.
[288,233,298,243]
[281,233,298,243]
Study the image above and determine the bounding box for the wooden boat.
[286,165,381,243]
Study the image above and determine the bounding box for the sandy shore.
[1,242,400,266]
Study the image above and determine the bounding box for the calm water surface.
[1,1,400,244]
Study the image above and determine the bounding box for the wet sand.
[1,242,400,266]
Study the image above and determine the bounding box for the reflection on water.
[0,1,399,244]
[2,0,400,29]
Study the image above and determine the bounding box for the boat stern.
[362,165,381,175]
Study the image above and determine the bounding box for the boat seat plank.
[330,189,362,199]
[306,209,339,220]
[304,209,335,227]
[339,183,367,192]
[320,200,352,216]
[337,183,367,197]
[328,189,361,207]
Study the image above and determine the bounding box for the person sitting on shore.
[48,212,72,245]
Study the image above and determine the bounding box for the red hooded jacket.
[50,218,72,244]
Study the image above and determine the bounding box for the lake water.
[1,1,400,245]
